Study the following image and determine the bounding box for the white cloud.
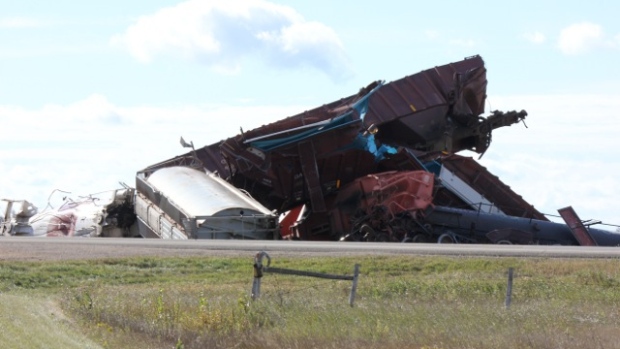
[448,38,477,48]
[557,22,618,55]
[111,0,352,80]
[480,93,620,228]
[0,16,44,28]
[424,29,440,40]
[522,31,546,44]
[0,95,306,209]
[422,30,478,50]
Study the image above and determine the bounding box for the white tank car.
[135,166,278,239]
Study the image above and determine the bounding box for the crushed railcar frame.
[137,55,620,246]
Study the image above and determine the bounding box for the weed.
[4,255,620,348]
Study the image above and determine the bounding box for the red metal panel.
[329,171,434,236]
[558,206,598,246]
[279,205,303,239]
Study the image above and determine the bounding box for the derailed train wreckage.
[1,187,137,237]
[138,55,620,246]
[2,55,619,245]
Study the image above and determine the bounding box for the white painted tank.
[147,166,272,217]
[136,166,278,239]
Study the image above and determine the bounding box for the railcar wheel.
[359,224,375,241]
[437,233,455,244]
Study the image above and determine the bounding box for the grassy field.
[1,254,620,348]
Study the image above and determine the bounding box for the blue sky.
[1,0,619,229]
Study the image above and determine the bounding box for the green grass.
[2,255,620,348]
[0,292,102,349]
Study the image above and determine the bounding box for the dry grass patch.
[49,255,620,348]
[3,255,620,348]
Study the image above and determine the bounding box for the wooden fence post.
[251,251,271,300]
[349,264,360,307]
[505,267,514,309]
[251,251,360,306]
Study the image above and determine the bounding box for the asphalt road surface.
[2,237,620,261]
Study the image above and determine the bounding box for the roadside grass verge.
[2,255,620,348]
[0,291,102,349]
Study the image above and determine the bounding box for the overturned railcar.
[284,153,550,242]
[158,55,527,216]
[1,187,138,237]
[420,205,620,246]
[326,170,620,246]
[135,166,279,239]
[211,55,526,214]
[138,55,620,245]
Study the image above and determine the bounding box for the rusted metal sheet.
[329,170,434,241]
[363,56,526,155]
[138,56,563,244]
[191,56,526,214]
[558,206,598,246]
[290,210,333,241]
[364,56,487,151]
[287,171,435,241]
[298,140,326,212]
[140,141,230,179]
[200,110,368,213]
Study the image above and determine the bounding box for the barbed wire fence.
[250,251,361,307]
[248,250,568,313]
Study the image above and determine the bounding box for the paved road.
[2,237,620,261]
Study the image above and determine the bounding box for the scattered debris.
[1,187,137,237]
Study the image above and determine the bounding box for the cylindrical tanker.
[423,206,620,246]
[135,166,278,239]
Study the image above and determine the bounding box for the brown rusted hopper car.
[140,55,620,245]
[154,56,527,213]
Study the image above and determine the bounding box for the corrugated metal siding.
[136,167,279,239]
[135,194,188,239]
[159,217,186,240]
